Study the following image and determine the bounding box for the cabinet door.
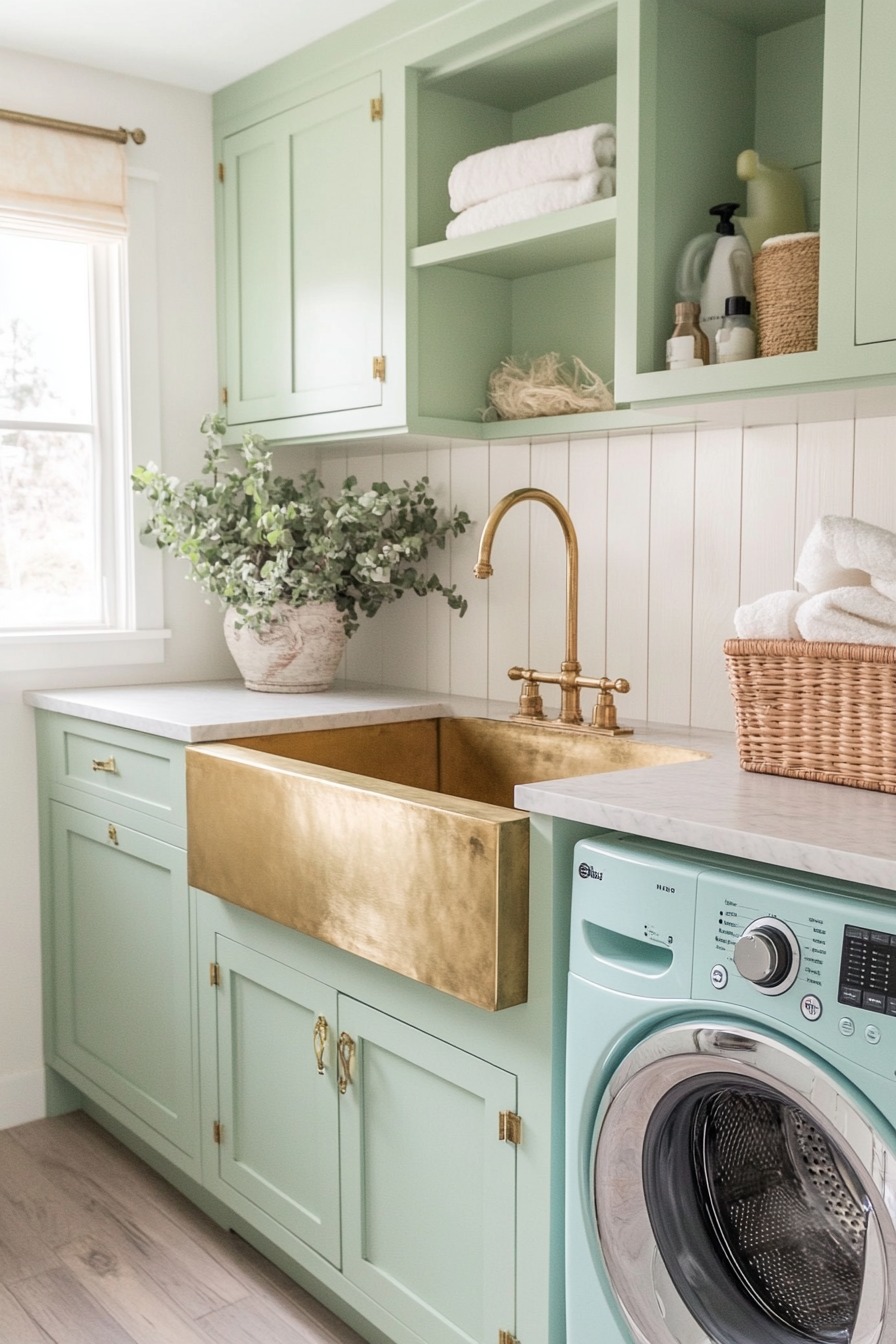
[855,0,896,345]
[212,936,341,1266]
[223,73,383,426]
[50,802,195,1157]
[338,996,517,1344]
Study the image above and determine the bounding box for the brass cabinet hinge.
[498,1111,522,1145]
[221,386,228,405]
[209,962,221,986]
[217,161,224,182]
[370,96,383,121]
[499,1331,519,1344]
[213,1120,223,1144]
[372,355,386,381]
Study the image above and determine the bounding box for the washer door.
[592,1025,896,1344]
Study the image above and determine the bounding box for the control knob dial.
[733,918,800,994]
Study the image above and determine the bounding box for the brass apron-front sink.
[186,717,706,1011]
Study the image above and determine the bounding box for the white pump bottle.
[676,203,754,364]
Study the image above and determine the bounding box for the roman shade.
[0,117,127,233]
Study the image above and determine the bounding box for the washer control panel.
[733,917,800,995]
[838,924,896,1016]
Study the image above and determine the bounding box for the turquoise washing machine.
[566,831,896,1344]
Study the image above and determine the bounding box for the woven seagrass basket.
[724,638,896,792]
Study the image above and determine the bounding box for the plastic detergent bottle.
[675,204,754,364]
[736,150,807,253]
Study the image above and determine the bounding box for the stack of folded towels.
[446,123,616,240]
[735,515,896,644]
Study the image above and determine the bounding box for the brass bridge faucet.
[473,488,632,736]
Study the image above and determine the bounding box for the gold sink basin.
[186,717,706,1011]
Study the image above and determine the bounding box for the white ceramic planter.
[223,600,346,693]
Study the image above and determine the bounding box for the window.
[0,224,130,632]
[0,116,166,670]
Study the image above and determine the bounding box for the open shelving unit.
[408,1,625,435]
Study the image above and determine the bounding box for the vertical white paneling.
[316,450,349,682]
[569,438,608,690]
[854,417,896,532]
[343,448,384,685]
[739,424,798,604]
[794,420,855,563]
[606,434,651,720]
[529,440,570,711]
[647,429,695,727]
[449,442,490,698]
[380,449,429,690]
[486,442,531,702]
[691,427,743,730]
[424,444,453,693]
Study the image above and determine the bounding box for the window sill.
[0,629,171,673]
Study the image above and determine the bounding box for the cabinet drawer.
[44,714,186,827]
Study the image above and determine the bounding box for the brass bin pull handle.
[108,824,119,846]
[313,1016,328,1075]
[92,756,117,773]
[337,1032,356,1094]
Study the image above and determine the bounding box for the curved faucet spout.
[474,488,582,723]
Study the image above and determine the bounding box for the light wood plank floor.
[0,1111,366,1344]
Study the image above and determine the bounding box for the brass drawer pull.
[108,824,119,846]
[92,756,118,774]
[313,1015,328,1074]
[337,1031,355,1094]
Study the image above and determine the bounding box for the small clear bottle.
[666,301,710,369]
[715,295,756,362]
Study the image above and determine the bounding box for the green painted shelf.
[409,197,616,279]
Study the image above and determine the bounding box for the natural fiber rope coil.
[753,233,820,358]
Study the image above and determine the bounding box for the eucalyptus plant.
[132,414,470,634]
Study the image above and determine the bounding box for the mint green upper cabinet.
[338,995,517,1344]
[222,73,384,428]
[210,936,341,1266]
[854,0,896,346]
[49,801,196,1164]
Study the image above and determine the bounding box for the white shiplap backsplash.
[315,416,896,732]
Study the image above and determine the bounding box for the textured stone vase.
[223,601,346,693]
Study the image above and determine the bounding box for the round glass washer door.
[591,1024,896,1344]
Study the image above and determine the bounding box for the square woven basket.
[724,638,896,793]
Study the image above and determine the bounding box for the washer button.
[839,1017,856,1037]
[801,994,823,1022]
[865,1024,882,1045]
[710,964,728,990]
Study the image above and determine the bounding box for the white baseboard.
[0,1067,46,1129]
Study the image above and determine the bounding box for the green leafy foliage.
[132,415,471,635]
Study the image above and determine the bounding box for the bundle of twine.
[482,352,615,421]
[754,233,820,358]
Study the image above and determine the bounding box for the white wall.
[319,416,896,729]
[0,47,233,1128]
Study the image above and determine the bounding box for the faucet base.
[509,713,633,737]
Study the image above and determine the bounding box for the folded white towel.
[448,124,616,213]
[795,585,896,645]
[734,590,805,639]
[445,169,615,240]
[873,576,896,602]
[795,515,896,593]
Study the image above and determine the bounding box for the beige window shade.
[0,118,127,233]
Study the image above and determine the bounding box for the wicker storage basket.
[753,233,820,357]
[724,638,896,792]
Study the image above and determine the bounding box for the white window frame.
[0,168,168,672]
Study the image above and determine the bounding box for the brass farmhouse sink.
[186,718,706,1011]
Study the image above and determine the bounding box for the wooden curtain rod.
[0,107,146,145]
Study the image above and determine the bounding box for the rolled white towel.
[445,169,615,240]
[734,590,806,639]
[448,123,616,213]
[795,515,896,593]
[795,585,896,645]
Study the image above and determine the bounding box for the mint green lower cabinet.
[338,996,517,1344]
[211,935,341,1266]
[49,801,196,1164]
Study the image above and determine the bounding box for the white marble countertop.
[25,679,896,892]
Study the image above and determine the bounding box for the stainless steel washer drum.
[592,1024,896,1344]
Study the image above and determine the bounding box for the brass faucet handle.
[507,667,546,721]
[589,676,633,735]
[598,677,629,695]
